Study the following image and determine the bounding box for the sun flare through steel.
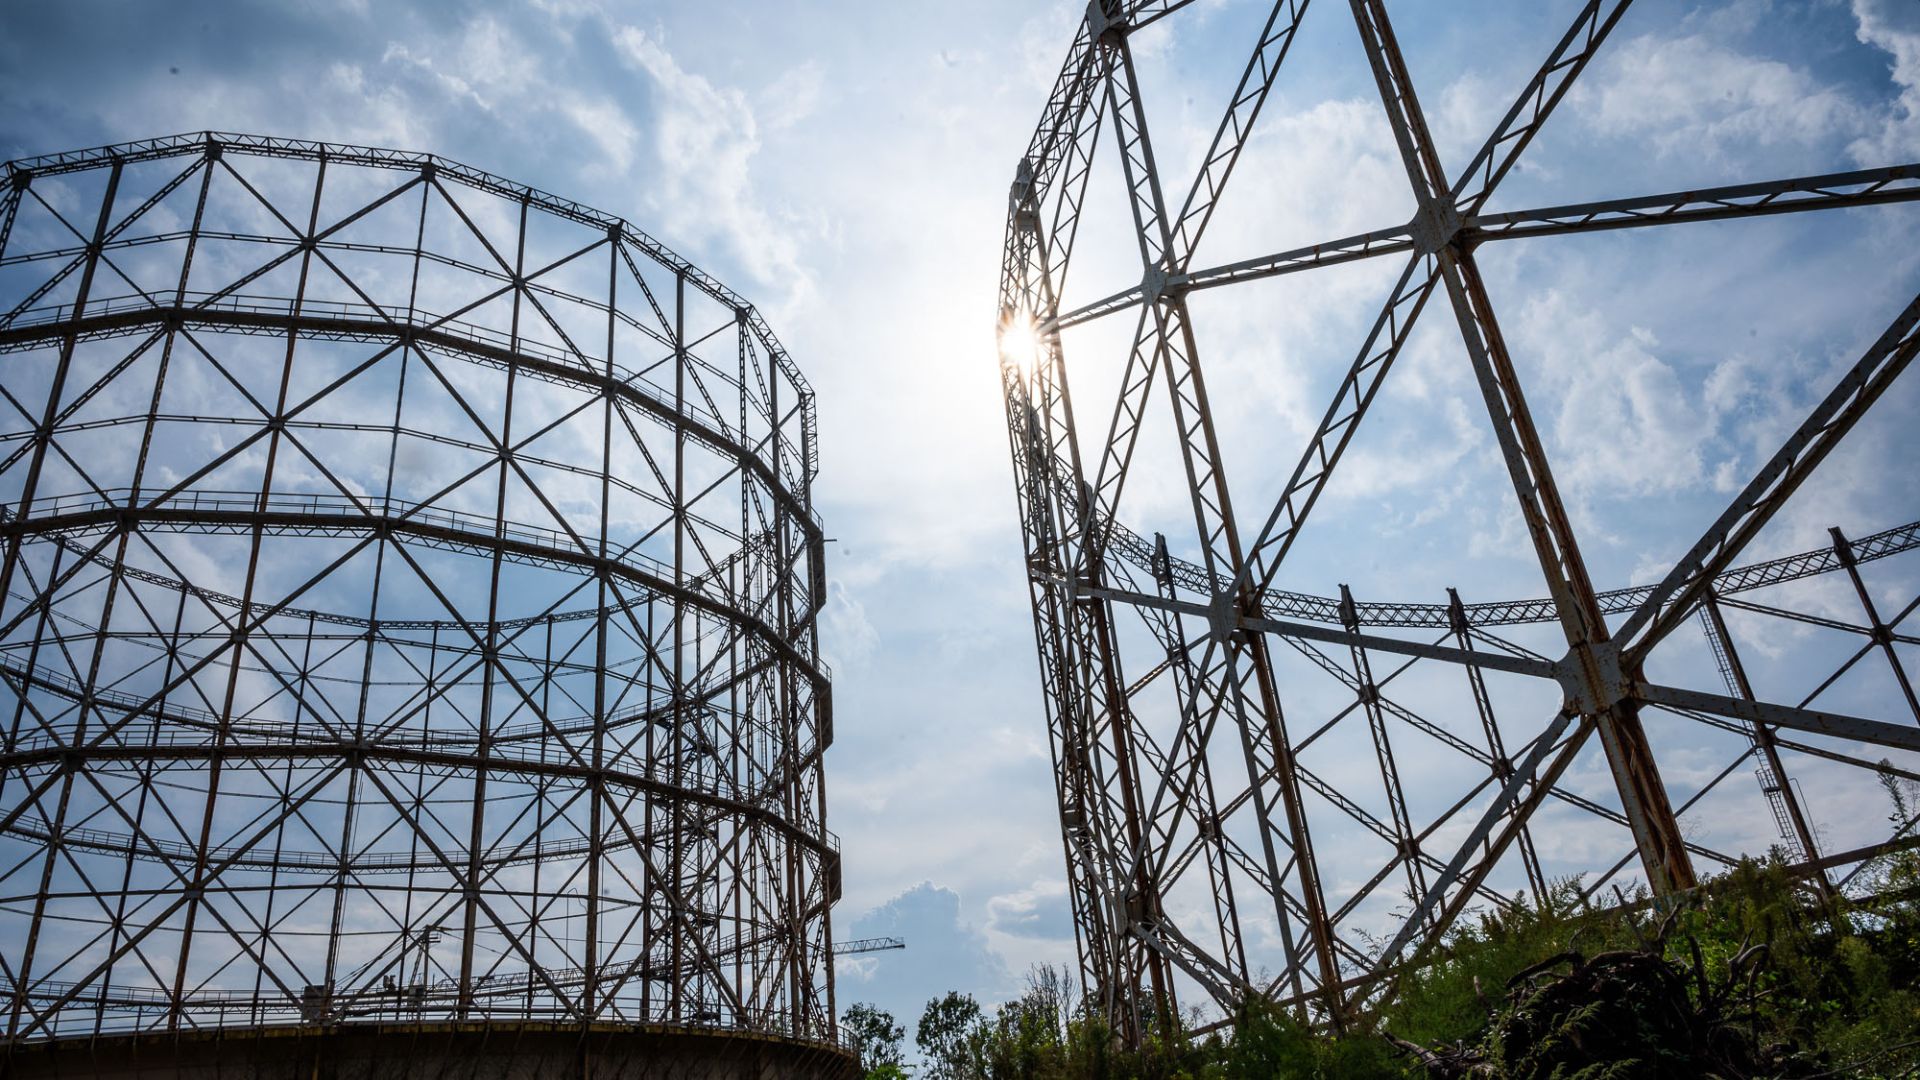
[1000,0,1920,1040]
[0,133,841,1046]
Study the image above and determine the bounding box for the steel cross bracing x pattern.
[0,134,847,1049]
[998,0,1920,1038]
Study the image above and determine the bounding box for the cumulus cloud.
[562,97,640,174]
[612,25,807,295]
[1199,96,1406,259]
[374,15,640,185]
[1851,0,1920,163]
[840,883,1013,1031]
[1575,30,1864,163]
[1517,292,1707,498]
[984,878,1072,941]
[381,17,540,113]
[755,62,825,134]
[820,578,880,672]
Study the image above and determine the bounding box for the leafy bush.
[1378,806,1920,1077]
[888,772,1920,1078]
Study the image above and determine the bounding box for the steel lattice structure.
[999,0,1920,1038]
[0,134,842,1049]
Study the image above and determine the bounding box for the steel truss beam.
[1000,0,1920,1040]
[0,135,841,1047]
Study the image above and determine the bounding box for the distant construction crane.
[833,938,907,957]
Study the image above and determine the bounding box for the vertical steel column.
[174,151,325,1027]
[1101,14,1343,1022]
[1349,0,1694,895]
[671,268,688,1019]
[585,226,619,1021]
[1446,589,1548,901]
[733,314,749,1025]
[1149,533,1252,997]
[94,149,215,1033]
[1699,589,1831,899]
[997,18,1140,1034]
[1338,585,1428,922]
[457,190,527,1019]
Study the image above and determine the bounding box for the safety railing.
[0,971,853,1051]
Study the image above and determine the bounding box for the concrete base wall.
[0,1022,860,1080]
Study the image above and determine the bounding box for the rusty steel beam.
[1000,0,1919,1044]
[0,136,841,1048]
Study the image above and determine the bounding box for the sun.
[998,311,1043,376]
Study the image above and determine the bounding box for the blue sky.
[4,0,1919,1042]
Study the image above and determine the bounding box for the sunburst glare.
[997,311,1043,376]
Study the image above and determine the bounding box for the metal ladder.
[1698,606,1803,860]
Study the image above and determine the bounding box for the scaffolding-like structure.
[0,134,841,1055]
[1000,0,1920,1039]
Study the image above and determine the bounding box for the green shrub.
[903,801,1920,1079]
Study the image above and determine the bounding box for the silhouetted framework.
[999,0,1920,1040]
[0,134,843,1051]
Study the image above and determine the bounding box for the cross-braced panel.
[0,134,841,1046]
[999,0,1920,1038]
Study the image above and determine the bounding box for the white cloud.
[1851,0,1920,163]
[562,96,640,174]
[755,62,826,134]
[382,16,539,113]
[984,878,1070,941]
[1200,96,1407,257]
[612,25,807,295]
[1518,292,1708,498]
[841,883,1016,1026]
[1431,70,1510,178]
[1684,0,1773,38]
[375,15,642,184]
[821,577,880,672]
[1576,31,1865,163]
